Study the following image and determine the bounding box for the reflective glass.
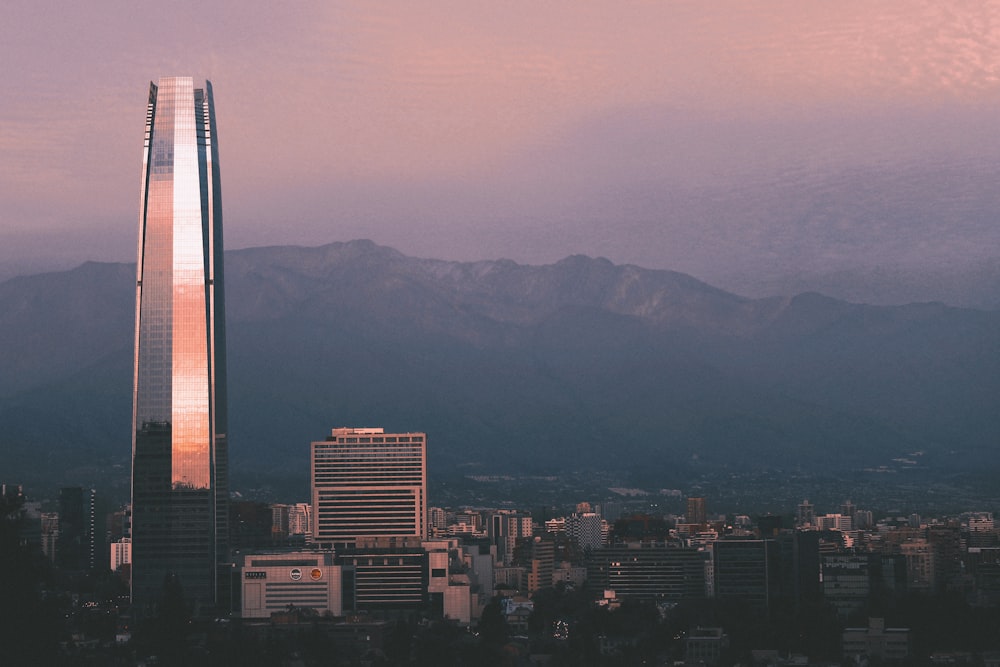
[132,77,228,614]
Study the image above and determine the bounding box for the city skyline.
[130,77,229,614]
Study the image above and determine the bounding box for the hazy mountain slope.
[0,262,134,397]
[0,240,996,494]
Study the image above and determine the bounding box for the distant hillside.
[1,240,998,494]
[718,258,1000,310]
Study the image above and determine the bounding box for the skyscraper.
[312,427,427,549]
[131,77,228,614]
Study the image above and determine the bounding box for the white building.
[312,427,426,548]
[110,538,131,572]
[289,503,312,538]
[241,552,342,618]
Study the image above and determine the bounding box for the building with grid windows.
[130,77,229,615]
[587,545,706,600]
[312,427,426,549]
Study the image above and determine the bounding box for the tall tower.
[131,77,228,615]
[312,427,427,549]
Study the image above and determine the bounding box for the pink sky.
[2,1,999,287]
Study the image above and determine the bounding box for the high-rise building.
[57,487,86,571]
[712,539,781,614]
[486,510,534,566]
[687,497,707,526]
[40,513,59,563]
[567,512,608,551]
[288,502,313,540]
[130,76,229,615]
[312,427,426,548]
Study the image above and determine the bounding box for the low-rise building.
[842,617,909,662]
[241,552,342,619]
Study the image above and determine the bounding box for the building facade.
[588,545,706,600]
[567,512,608,551]
[131,76,229,614]
[712,539,781,614]
[312,427,426,548]
[241,552,342,619]
[111,538,133,572]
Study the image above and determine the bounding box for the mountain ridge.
[1,240,997,494]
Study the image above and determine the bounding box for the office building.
[567,512,608,551]
[821,553,871,617]
[130,76,229,614]
[111,538,132,572]
[842,617,910,662]
[56,487,102,571]
[712,539,781,614]
[40,512,59,563]
[428,507,448,535]
[588,545,706,600]
[687,497,707,526]
[270,504,290,540]
[523,535,555,594]
[486,510,534,566]
[312,427,426,548]
[288,502,313,540]
[338,544,427,610]
[685,627,730,666]
[57,487,86,570]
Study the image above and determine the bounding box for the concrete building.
[901,539,935,592]
[428,507,447,535]
[821,553,870,617]
[842,617,910,662]
[588,545,706,600]
[336,541,427,610]
[685,627,729,666]
[241,552,341,619]
[567,512,608,551]
[796,500,815,528]
[686,497,707,526]
[57,487,87,571]
[486,510,533,565]
[817,513,853,532]
[424,538,477,625]
[288,503,312,540]
[552,561,588,588]
[111,538,132,572]
[40,512,58,563]
[524,535,554,594]
[312,427,426,549]
[270,504,290,540]
[712,539,780,614]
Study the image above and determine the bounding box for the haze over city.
[3,1,1000,301]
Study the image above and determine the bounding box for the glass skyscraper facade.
[131,77,229,614]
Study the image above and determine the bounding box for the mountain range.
[1,240,998,496]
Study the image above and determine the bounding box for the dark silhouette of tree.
[0,490,60,664]
[135,571,193,665]
[478,596,509,648]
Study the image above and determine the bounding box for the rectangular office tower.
[131,77,229,615]
[312,428,427,549]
